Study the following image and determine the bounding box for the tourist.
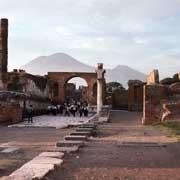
[64,104,70,116]
[83,106,88,117]
[27,105,33,123]
[79,105,84,117]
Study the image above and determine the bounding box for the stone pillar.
[96,63,105,115]
[0,18,8,89]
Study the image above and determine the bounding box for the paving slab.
[56,140,84,147]
[38,152,64,159]
[64,135,87,141]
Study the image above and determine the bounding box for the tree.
[160,73,180,85]
[106,81,125,93]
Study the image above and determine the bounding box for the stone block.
[76,127,94,132]
[56,140,84,147]
[70,131,91,136]
[1,147,20,153]
[38,152,64,159]
[147,69,159,85]
[64,135,87,141]
[55,146,79,153]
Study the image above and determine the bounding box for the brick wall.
[142,84,169,125]
[0,106,23,125]
[162,103,180,122]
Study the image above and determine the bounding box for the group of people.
[48,101,89,117]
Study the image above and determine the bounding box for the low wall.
[0,106,23,125]
[162,103,180,122]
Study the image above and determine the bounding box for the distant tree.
[106,82,125,93]
[160,73,180,85]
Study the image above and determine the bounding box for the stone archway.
[48,72,98,105]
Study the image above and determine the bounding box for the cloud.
[0,0,179,78]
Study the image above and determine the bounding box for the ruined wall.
[128,80,145,111]
[147,69,159,85]
[0,105,23,125]
[0,18,8,89]
[162,103,180,122]
[7,71,49,98]
[142,84,169,125]
[112,89,128,110]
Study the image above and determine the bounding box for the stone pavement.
[45,110,180,180]
[8,115,91,129]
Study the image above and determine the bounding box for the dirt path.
[46,110,180,180]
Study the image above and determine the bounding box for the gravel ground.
[45,110,180,180]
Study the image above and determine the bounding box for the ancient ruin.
[0,18,106,125]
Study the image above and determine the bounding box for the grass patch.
[153,122,180,140]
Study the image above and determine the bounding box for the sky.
[0,0,180,78]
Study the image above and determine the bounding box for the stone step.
[80,124,96,129]
[56,140,84,147]
[38,152,64,159]
[76,127,94,132]
[2,156,63,180]
[70,131,91,136]
[55,146,79,153]
[64,135,87,141]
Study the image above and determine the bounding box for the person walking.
[27,105,33,123]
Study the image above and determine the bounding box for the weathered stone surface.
[55,146,79,153]
[48,72,99,105]
[142,84,169,125]
[70,131,91,136]
[28,156,63,166]
[64,135,87,141]
[161,103,180,122]
[3,155,64,180]
[128,80,145,111]
[56,140,84,147]
[147,69,159,85]
[76,127,94,132]
[1,147,20,153]
[38,152,64,159]
[80,124,96,128]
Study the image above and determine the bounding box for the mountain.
[106,65,146,88]
[21,53,94,75]
[21,53,146,88]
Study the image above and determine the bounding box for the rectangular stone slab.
[80,124,96,129]
[38,152,64,159]
[56,140,84,147]
[64,135,87,141]
[70,131,91,136]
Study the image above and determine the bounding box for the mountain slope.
[106,65,146,87]
[21,53,94,75]
[21,53,146,88]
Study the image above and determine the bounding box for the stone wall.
[142,84,168,125]
[147,69,159,85]
[162,103,180,122]
[7,71,49,98]
[112,89,128,110]
[128,80,145,111]
[0,105,23,125]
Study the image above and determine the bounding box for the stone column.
[0,18,8,89]
[96,63,105,115]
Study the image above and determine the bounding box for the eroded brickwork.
[128,80,145,111]
[0,105,22,125]
[147,69,159,85]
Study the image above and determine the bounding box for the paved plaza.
[9,115,91,129]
